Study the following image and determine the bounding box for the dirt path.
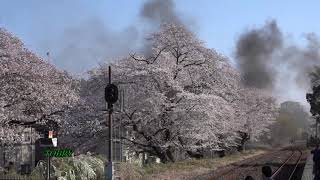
[142,150,268,180]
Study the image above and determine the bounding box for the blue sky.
[1,0,320,73]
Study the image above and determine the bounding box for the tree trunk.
[237,131,249,152]
[158,152,171,163]
[166,146,175,162]
[186,150,204,159]
[157,147,175,163]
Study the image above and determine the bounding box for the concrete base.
[104,161,113,180]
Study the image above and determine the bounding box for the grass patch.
[118,162,145,180]
[94,154,106,162]
[52,158,74,173]
[114,149,267,179]
[141,149,266,175]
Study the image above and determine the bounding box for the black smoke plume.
[45,0,183,74]
[235,20,282,89]
[141,0,180,25]
[235,20,320,105]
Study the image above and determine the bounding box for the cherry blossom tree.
[0,28,79,146]
[80,23,279,162]
[233,88,278,144]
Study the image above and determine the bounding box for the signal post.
[104,66,118,180]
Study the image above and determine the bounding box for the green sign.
[42,148,73,157]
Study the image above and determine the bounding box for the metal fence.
[0,175,34,180]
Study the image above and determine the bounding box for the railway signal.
[105,84,119,105]
[105,66,118,180]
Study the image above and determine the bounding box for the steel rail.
[288,149,302,180]
[270,150,295,178]
[215,149,291,180]
[270,149,302,180]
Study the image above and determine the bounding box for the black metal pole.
[3,150,5,167]
[104,65,119,179]
[47,156,50,180]
[106,65,113,180]
[109,66,111,86]
[316,117,319,141]
[108,66,112,163]
[108,110,112,162]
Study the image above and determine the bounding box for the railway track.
[272,149,303,180]
[217,151,283,179]
[216,149,294,180]
[198,146,306,180]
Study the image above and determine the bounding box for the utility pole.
[105,66,118,180]
[316,116,319,141]
[30,126,34,171]
[317,118,318,139]
[120,89,124,162]
[47,156,51,180]
[108,67,112,165]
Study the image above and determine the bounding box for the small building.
[0,120,58,175]
[0,127,35,174]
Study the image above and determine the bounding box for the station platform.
[302,153,314,180]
